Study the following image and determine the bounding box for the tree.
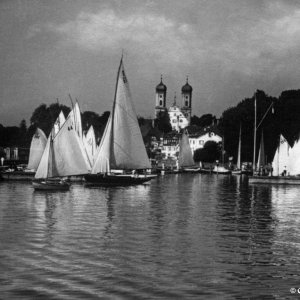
[154,110,172,133]
[30,103,70,136]
[194,141,220,163]
[191,114,216,128]
[218,90,279,164]
[82,110,110,143]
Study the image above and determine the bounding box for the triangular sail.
[178,132,194,167]
[74,102,83,139]
[35,134,51,179]
[256,131,265,170]
[288,136,300,176]
[27,128,47,171]
[83,125,97,165]
[52,111,65,136]
[68,103,91,168]
[272,135,290,176]
[237,124,241,170]
[35,111,64,179]
[50,115,91,177]
[92,58,150,173]
[92,115,112,173]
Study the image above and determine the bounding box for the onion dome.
[156,75,167,92]
[182,76,193,93]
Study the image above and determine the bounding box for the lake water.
[1,174,300,299]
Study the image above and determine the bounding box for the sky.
[1,0,300,126]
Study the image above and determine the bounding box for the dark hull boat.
[84,173,153,186]
[32,179,70,191]
[89,58,153,186]
[248,175,300,185]
[32,105,91,192]
[1,170,35,181]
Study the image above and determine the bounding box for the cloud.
[34,9,195,65]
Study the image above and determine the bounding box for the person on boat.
[269,165,273,176]
[282,166,287,176]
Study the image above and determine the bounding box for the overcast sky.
[1,0,300,126]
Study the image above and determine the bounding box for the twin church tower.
[155,76,193,131]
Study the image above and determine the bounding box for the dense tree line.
[0,103,110,150]
[218,89,300,164]
[1,89,300,165]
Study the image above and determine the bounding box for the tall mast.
[237,123,241,170]
[109,56,123,170]
[253,92,257,174]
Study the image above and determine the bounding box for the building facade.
[188,127,222,154]
[155,76,192,132]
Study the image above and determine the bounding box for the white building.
[188,128,222,154]
[155,76,193,132]
[168,95,189,131]
[160,134,180,159]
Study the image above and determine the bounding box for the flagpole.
[253,93,257,174]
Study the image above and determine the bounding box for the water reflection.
[1,177,300,299]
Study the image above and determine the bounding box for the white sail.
[83,125,97,165]
[50,115,91,177]
[92,115,112,173]
[272,135,290,176]
[256,131,265,170]
[178,132,194,167]
[288,137,300,176]
[68,103,91,168]
[34,134,51,179]
[27,128,47,171]
[92,59,150,173]
[68,101,83,139]
[52,111,65,136]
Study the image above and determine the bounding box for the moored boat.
[212,165,231,174]
[32,179,70,190]
[178,131,200,173]
[32,108,91,191]
[84,173,152,186]
[0,170,35,181]
[248,175,300,185]
[85,57,154,186]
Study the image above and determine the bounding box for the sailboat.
[212,135,231,174]
[249,134,300,184]
[84,57,154,186]
[27,128,47,171]
[256,130,266,174]
[0,128,47,181]
[32,111,91,190]
[272,134,290,176]
[232,124,242,175]
[83,125,97,166]
[178,131,200,172]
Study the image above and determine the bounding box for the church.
[155,76,192,132]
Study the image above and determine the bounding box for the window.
[185,95,188,99]
[160,94,163,98]
[185,101,188,106]
[160,100,162,106]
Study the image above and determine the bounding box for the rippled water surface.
[1,174,300,299]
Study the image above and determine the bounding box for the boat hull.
[212,166,231,174]
[84,173,153,186]
[182,167,201,173]
[248,176,300,185]
[1,171,35,181]
[32,180,70,191]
